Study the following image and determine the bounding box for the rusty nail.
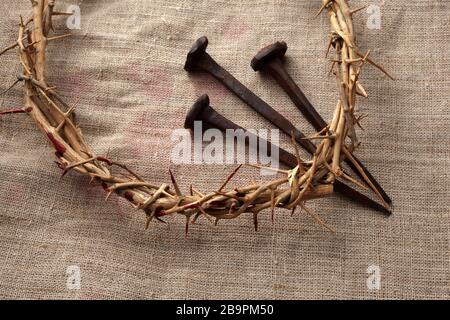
[184,36,316,155]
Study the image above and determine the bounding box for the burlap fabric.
[0,0,448,299]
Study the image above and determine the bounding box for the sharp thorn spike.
[52,11,74,16]
[316,0,332,17]
[47,34,72,42]
[253,213,259,232]
[270,188,276,223]
[350,5,368,15]
[105,190,113,201]
[0,42,18,56]
[185,216,190,236]
[145,215,152,230]
[218,164,242,192]
[169,169,182,196]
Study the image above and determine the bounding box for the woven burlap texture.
[0,0,449,299]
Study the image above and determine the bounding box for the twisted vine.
[0,0,390,234]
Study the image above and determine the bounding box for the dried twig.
[0,0,391,234]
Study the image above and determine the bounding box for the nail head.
[184,94,210,129]
[184,36,209,72]
[251,41,288,71]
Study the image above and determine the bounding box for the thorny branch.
[0,0,390,234]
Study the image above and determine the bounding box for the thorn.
[342,147,390,209]
[195,204,205,215]
[0,107,30,118]
[300,203,336,235]
[194,205,213,224]
[291,206,296,217]
[60,169,69,179]
[290,131,305,172]
[325,34,333,58]
[191,212,201,224]
[145,215,152,230]
[189,185,193,196]
[228,203,236,215]
[96,156,113,166]
[47,34,72,42]
[356,81,368,98]
[65,106,76,117]
[350,5,368,15]
[104,147,111,161]
[55,119,66,132]
[270,188,276,223]
[191,187,204,197]
[175,198,183,208]
[218,164,242,192]
[44,86,57,93]
[346,58,363,64]
[54,160,63,169]
[105,190,113,201]
[25,40,40,50]
[328,61,337,76]
[155,216,167,224]
[301,134,336,141]
[253,213,258,231]
[316,0,332,17]
[355,113,368,131]
[110,161,144,182]
[340,170,369,191]
[355,49,394,80]
[185,215,190,236]
[52,11,74,16]
[246,163,289,174]
[362,49,372,64]
[168,169,182,196]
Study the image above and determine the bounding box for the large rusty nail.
[184,36,316,155]
[251,41,392,206]
[185,95,391,216]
